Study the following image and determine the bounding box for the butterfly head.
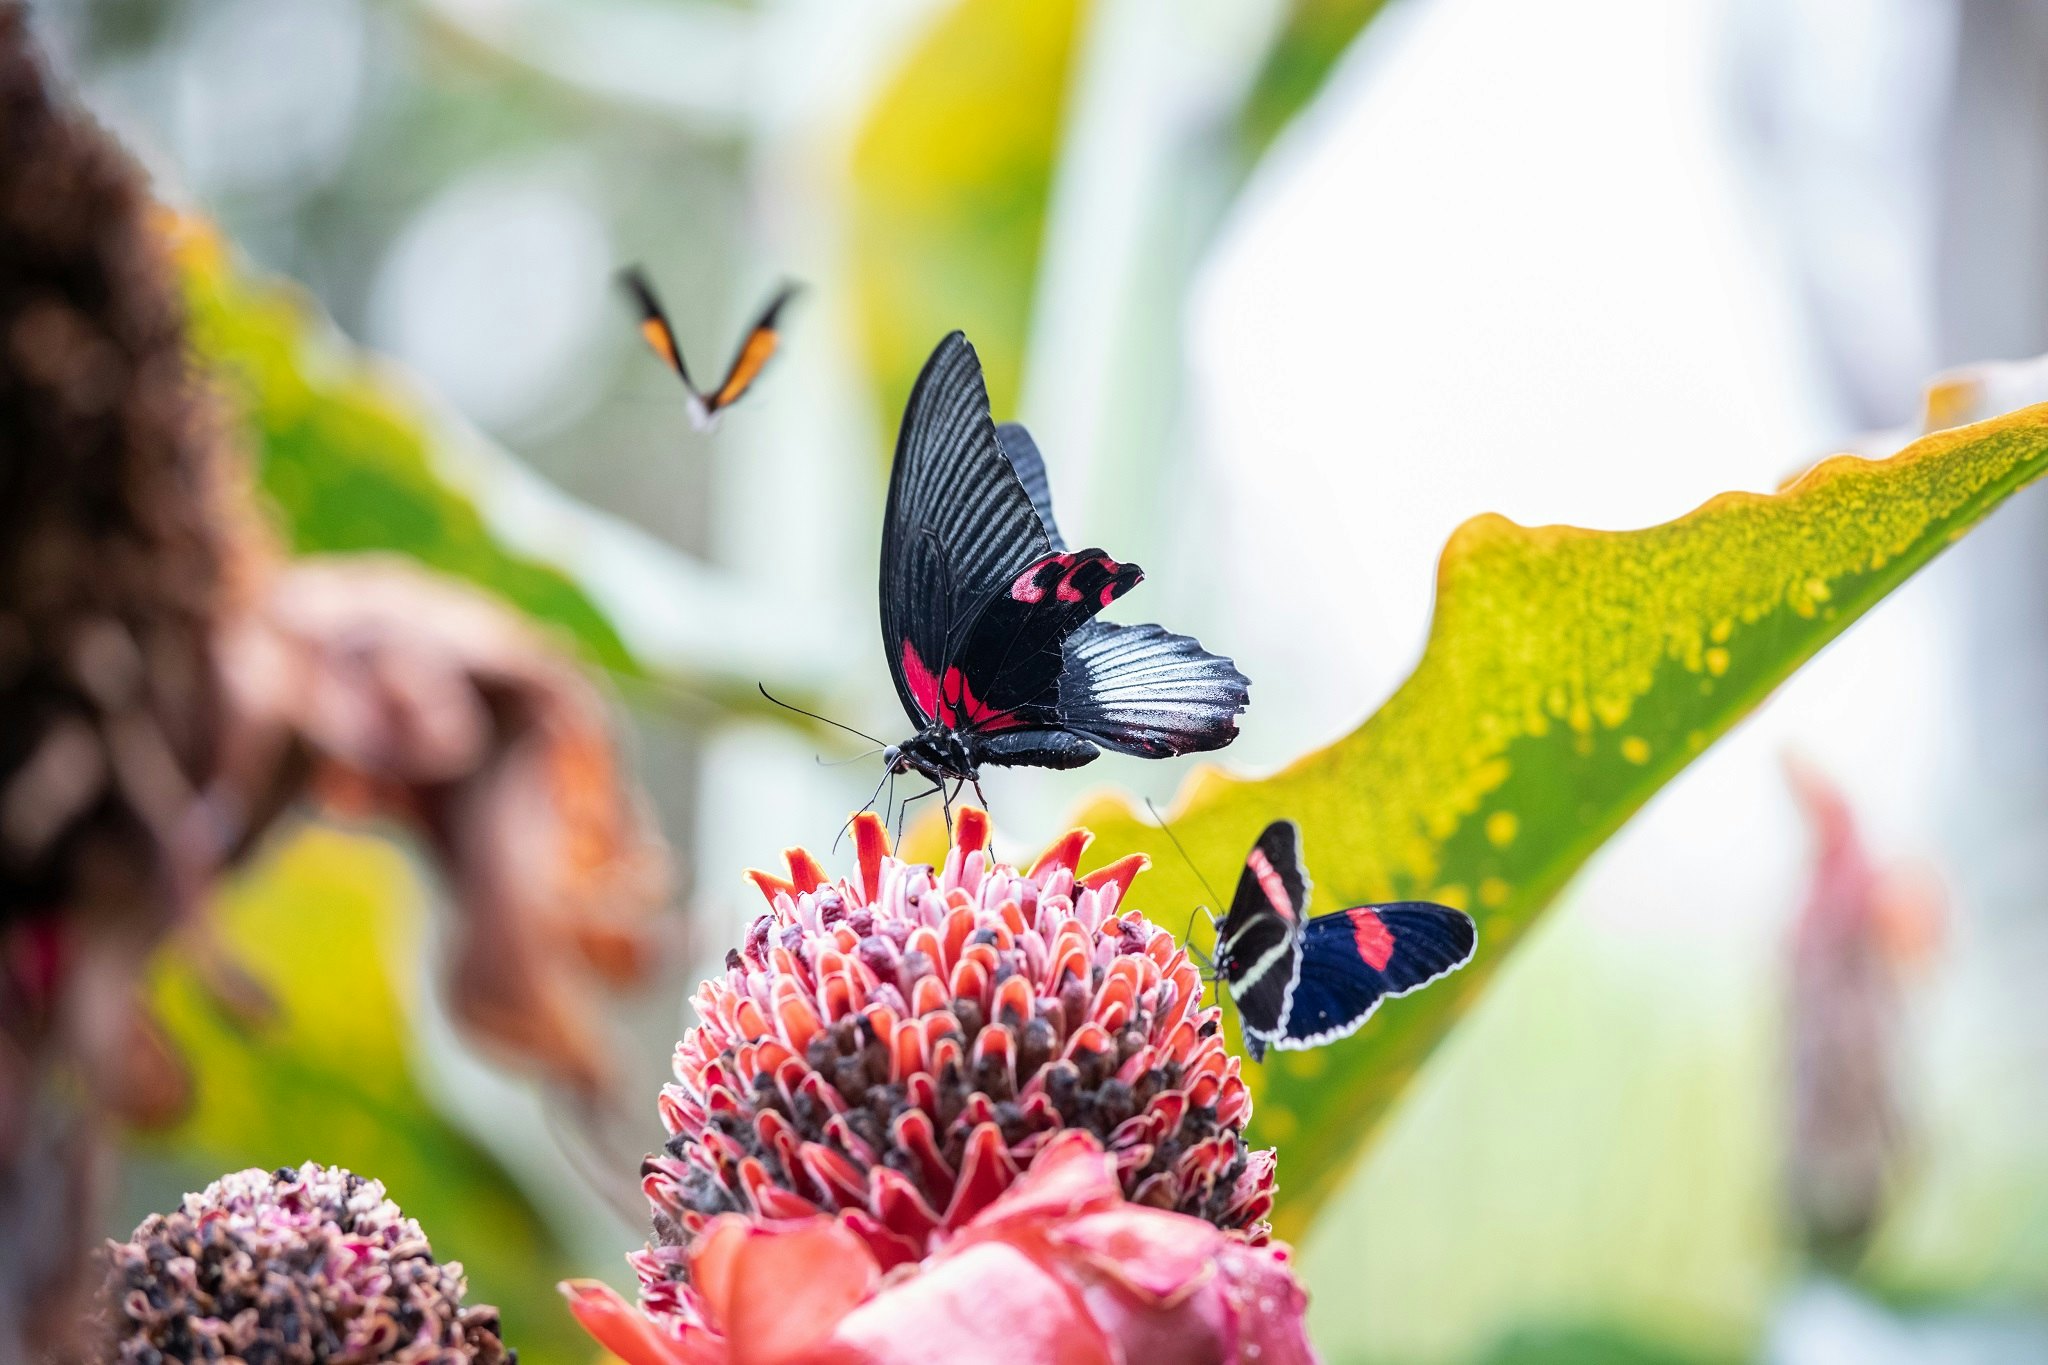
[887,725,977,785]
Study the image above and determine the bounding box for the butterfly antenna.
[1144,799,1224,964]
[757,684,887,746]
[1144,799,1227,907]
[815,746,888,768]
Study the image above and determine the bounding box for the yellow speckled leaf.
[1068,400,2048,1240]
[135,828,588,1361]
[850,0,1089,437]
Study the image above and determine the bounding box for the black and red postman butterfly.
[622,267,799,430]
[1216,820,1476,1060]
[877,332,1249,803]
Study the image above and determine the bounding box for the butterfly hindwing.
[995,421,1065,552]
[1266,902,1477,1052]
[1056,620,1248,758]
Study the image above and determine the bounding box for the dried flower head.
[101,1162,512,1364]
[638,807,1272,1304]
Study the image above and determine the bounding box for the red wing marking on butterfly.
[1008,552,1137,605]
[901,639,942,721]
[1246,848,1295,922]
[898,639,1023,732]
[1347,908,1396,971]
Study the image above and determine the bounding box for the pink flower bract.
[568,1131,1317,1365]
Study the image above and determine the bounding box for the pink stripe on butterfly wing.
[1246,847,1295,921]
[1010,552,1074,603]
[1346,907,1395,971]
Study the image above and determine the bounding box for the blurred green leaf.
[1072,401,2048,1240]
[133,827,590,1363]
[171,219,638,675]
[1239,0,1395,157]
[850,0,1089,437]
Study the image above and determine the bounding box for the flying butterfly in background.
[1216,819,1476,1060]
[875,331,1250,810]
[621,267,799,430]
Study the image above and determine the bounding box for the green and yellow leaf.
[1071,400,2048,1239]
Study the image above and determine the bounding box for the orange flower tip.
[1027,828,1094,882]
[745,867,796,906]
[852,810,891,901]
[784,846,829,895]
[1078,852,1149,899]
[953,806,991,856]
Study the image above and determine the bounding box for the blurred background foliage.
[35,0,2048,1362]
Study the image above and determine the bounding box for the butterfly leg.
[970,776,989,812]
[896,779,943,845]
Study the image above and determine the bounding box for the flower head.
[639,807,1271,1291]
[571,1131,1316,1365]
[101,1162,512,1364]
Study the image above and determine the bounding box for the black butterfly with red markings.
[1217,820,1476,1061]
[878,332,1248,806]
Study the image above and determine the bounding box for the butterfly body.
[1216,820,1476,1060]
[623,268,798,430]
[878,333,1248,801]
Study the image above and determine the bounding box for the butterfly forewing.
[880,333,1054,730]
[1220,820,1310,1038]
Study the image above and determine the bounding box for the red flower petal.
[560,1279,707,1365]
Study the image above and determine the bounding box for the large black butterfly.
[622,267,799,430]
[879,333,1248,801]
[1217,820,1476,1061]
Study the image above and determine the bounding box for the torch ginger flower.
[577,809,1313,1362]
[642,807,1271,1272]
[567,1130,1316,1365]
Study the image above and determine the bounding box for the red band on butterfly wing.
[1347,908,1395,971]
[901,639,942,722]
[903,639,1023,732]
[1246,848,1294,922]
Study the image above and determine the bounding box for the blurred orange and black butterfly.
[620,267,799,430]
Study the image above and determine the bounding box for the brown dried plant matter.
[0,2,232,1349]
[214,555,670,1095]
[0,6,669,1355]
